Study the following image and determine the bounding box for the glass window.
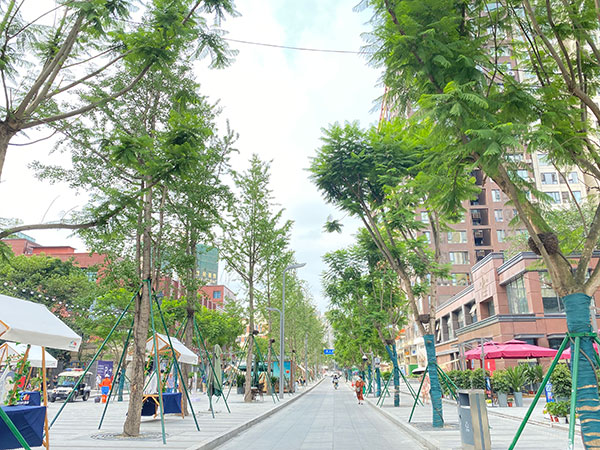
[492,189,501,202]
[421,212,429,223]
[449,252,470,264]
[506,276,529,314]
[456,309,465,329]
[507,153,523,162]
[547,192,561,203]
[562,191,570,203]
[537,153,550,165]
[517,170,529,180]
[423,231,431,243]
[568,172,579,184]
[494,209,503,222]
[541,172,558,184]
[540,272,563,314]
[573,191,582,202]
[213,290,221,299]
[497,229,506,242]
[451,273,470,286]
[447,231,467,243]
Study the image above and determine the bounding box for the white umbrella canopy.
[0,343,58,368]
[0,294,81,352]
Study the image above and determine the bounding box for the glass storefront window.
[506,276,529,314]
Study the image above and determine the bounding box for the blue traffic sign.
[323,348,334,355]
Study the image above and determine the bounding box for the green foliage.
[381,370,392,381]
[547,400,570,418]
[550,364,572,400]
[524,365,544,386]
[491,370,511,394]
[505,366,527,393]
[470,368,489,390]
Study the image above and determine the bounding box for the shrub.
[491,370,511,394]
[381,370,392,381]
[505,366,527,392]
[235,373,246,386]
[547,400,570,417]
[524,365,544,385]
[470,368,490,390]
[549,363,571,400]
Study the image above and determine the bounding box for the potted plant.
[554,400,570,424]
[505,366,526,407]
[235,373,245,395]
[546,401,558,422]
[524,365,544,394]
[491,370,511,407]
[270,376,278,393]
[549,363,571,401]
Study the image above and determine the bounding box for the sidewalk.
[360,381,584,450]
[47,379,323,450]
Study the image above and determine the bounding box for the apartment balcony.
[471,209,489,226]
[470,190,486,206]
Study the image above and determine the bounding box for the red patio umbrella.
[560,342,599,360]
[464,341,502,360]
[465,340,557,360]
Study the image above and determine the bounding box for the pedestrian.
[99,375,111,403]
[355,375,365,405]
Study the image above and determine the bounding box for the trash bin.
[457,389,491,450]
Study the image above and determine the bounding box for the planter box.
[558,416,567,424]
[513,392,524,407]
[498,392,508,407]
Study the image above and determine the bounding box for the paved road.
[216,380,423,450]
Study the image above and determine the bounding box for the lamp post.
[280,262,306,398]
[266,307,281,397]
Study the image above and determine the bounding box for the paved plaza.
[215,378,423,450]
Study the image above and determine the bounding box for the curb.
[185,378,324,450]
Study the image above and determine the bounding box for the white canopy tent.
[0,294,81,352]
[0,343,58,368]
[128,333,198,365]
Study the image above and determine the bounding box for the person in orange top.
[355,376,365,405]
[99,375,111,403]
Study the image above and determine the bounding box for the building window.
[541,172,558,184]
[561,191,570,204]
[506,276,529,314]
[497,229,506,243]
[537,153,550,165]
[451,273,470,286]
[540,272,564,314]
[421,212,429,223]
[423,231,431,243]
[492,189,501,202]
[449,251,470,265]
[568,172,579,184]
[573,191,582,202]
[517,170,529,180]
[213,290,221,299]
[447,231,467,244]
[494,209,503,222]
[456,308,465,329]
[547,192,561,203]
[548,338,565,350]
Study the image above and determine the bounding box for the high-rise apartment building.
[196,244,219,285]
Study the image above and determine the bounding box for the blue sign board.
[323,349,334,355]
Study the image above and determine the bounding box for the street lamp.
[266,307,281,396]
[280,262,306,398]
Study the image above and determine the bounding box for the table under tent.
[126,333,198,419]
[0,294,82,450]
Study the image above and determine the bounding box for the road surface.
[216,379,423,450]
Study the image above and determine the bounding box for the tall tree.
[220,155,291,402]
[0,0,236,181]
[363,0,600,444]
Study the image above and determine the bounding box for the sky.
[0,1,382,313]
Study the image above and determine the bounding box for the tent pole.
[193,317,231,413]
[148,281,167,445]
[50,285,141,428]
[98,318,134,429]
[154,292,200,431]
[41,347,49,450]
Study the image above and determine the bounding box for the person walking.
[355,375,365,405]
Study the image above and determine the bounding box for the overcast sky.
[0,1,381,313]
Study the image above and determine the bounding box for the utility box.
[457,389,491,450]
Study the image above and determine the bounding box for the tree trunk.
[424,334,444,428]
[385,344,400,407]
[564,293,600,449]
[122,183,152,436]
[244,278,254,403]
[0,124,17,182]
